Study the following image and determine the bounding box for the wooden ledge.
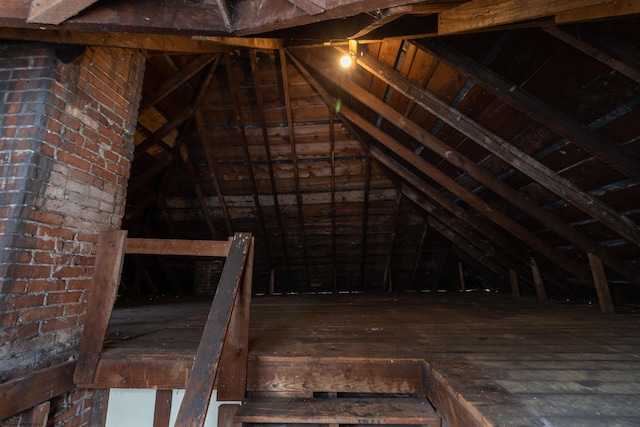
[235,397,441,425]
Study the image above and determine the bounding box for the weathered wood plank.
[217,404,241,427]
[235,397,440,425]
[416,38,640,185]
[153,390,173,427]
[174,232,251,427]
[354,50,640,250]
[288,49,590,288]
[588,253,615,314]
[543,26,640,84]
[125,238,230,257]
[555,0,640,23]
[217,237,254,401]
[529,257,549,302]
[246,359,424,394]
[509,268,521,298]
[0,361,75,421]
[27,0,97,24]
[91,358,193,389]
[437,0,611,35]
[74,230,127,386]
[288,0,326,15]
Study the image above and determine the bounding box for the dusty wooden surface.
[103,293,640,426]
[235,397,440,425]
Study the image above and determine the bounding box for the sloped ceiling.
[1,1,639,302]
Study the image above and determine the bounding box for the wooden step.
[235,397,441,426]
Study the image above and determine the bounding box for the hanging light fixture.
[340,52,354,68]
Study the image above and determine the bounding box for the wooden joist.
[437,0,616,35]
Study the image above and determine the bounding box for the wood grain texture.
[125,237,231,257]
[0,361,75,420]
[74,229,128,386]
[437,0,610,35]
[235,397,440,425]
[174,233,251,427]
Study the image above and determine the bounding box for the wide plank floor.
[104,292,640,426]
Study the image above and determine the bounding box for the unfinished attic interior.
[2,1,640,426]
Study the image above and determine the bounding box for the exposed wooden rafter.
[353,49,640,249]
[288,0,326,15]
[437,0,620,35]
[280,49,311,285]
[249,50,292,286]
[225,52,274,267]
[554,0,640,23]
[543,26,640,84]
[417,38,640,184]
[203,0,232,29]
[293,48,640,287]
[27,0,97,24]
[233,0,429,35]
[287,50,592,288]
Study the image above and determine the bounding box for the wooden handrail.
[174,232,253,427]
[73,230,252,395]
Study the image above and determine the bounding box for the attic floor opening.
[97,292,640,427]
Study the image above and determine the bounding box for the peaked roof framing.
[2,1,639,299]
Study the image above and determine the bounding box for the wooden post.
[588,253,615,314]
[153,390,173,427]
[529,257,548,302]
[458,261,466,291]
[174,233,251,427]
[509,269,520,298]
[74,230,128,385]
[269,267,276,296]
[217,237,255,401]
[218,404,241,427]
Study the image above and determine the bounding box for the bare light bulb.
[340,54,352,68]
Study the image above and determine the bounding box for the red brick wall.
[0,44,145,426]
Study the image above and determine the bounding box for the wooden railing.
[73,231,254,427]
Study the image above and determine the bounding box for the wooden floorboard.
[103,293,640,426]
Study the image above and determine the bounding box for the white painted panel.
[105,389,156,427]
[169,390,219,427]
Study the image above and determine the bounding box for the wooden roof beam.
[543,26,640,84]
[374,146,555,292]
[27,0,98,24]
[555,0,640,24]
[406,186,518,285]
[140,54,219,115]
[292,48,640,287]
[280,49,311,286]
[233,0,430,36]
[287,50,592,286]
[203,0,232,29]
[249,50,292,284]
[416,38,640,184]
[224,52,273,267]
[288,0,326,15]
[437,0,623,35]
[134,107,194,160]
[353,49,640,249]
[195,109,233,237]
